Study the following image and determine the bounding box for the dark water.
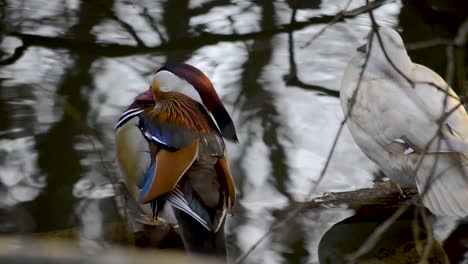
[0,0,466,263]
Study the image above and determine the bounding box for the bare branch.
[0,43,28,65]
[286,78,340,97]
[418,209,433,264]
[301,0,391,49]
[108,12,145,47]
[272,185,417,217]
[409,38,462,201]
[368,13,415,87]
[415,101,464,198]
[285,6,340,97]
[370,10,464,103]
[141,7,167,43]
[301,0,353,48]
[300,12,344,49]
[340,0,391,17]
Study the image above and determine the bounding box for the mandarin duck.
[115,63,237,256]
[340,26,468,217]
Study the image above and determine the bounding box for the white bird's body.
[341,27,468,216]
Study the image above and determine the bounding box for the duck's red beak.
[135,87,154,104]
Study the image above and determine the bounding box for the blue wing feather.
[116,102,196,150]
[138,162,156,201]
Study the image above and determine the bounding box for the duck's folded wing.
[409,64,468,153]
[117,104,236,231]
[140,139,235,231]
[382,120,468,155]
[372,78,468,155]
[141,117,196,149]
[416,153,468,217]
[215,153,236,207]
[115,109,153,200]
[139,139,199,203]
[116,103,198,194]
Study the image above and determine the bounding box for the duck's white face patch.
[152,70,203,105]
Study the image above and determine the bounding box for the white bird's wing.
[416,153,468,217]
[407,64,468,153]
[370,64,468,155]
[341,26,468,217]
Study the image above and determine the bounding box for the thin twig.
[411,34,460,199]
[415,102,464,198]
[0,43,29,65]
[368,11,414,87]
[107,11,145,46]
[345,2,422,261]
[370,14,463,103]
[285,6,340,97]
[412,43,455,197]
[347,204,410,263]
[340,0,391,17]
[300,0,389,49]
[418,209,433,264]
[371,8,461,104]
[141,7,167,43]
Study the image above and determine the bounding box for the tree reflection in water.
[0,0,467,263]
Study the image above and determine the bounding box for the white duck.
[340,26,468,217]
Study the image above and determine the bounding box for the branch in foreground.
[272,183,418,217]
[34,184,418,247]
